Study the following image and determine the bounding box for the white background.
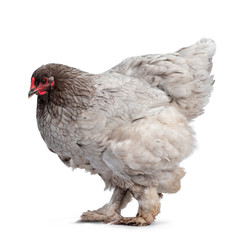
[0,0,239,239]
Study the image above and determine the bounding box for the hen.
[29,39,215,226]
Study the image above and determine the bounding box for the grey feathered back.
[110,38,216,120]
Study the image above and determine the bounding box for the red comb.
[31,77,35,89]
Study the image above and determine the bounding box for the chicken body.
[31,39,215,225]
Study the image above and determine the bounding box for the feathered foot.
[80,188,131,223]
[81,209,121,223]
[114,216,149,226]
[114,187,161,226]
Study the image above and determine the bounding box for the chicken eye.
[42,78,48,84]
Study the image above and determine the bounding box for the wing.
[91,72,170,122]
[108,38,216,120]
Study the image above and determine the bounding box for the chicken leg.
[115,187,161,226]
[81,187,131,223]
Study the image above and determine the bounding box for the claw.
[113,217,149,226]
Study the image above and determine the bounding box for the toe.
[81,211,105,222]
[113,217,148,226]
[81,210,121,223]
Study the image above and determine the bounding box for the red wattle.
[38,90,47,95]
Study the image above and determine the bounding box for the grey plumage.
[29,38,215,225]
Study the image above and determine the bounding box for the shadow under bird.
[29,39,215,226]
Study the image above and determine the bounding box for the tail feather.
[178,38,216,59]
[110,38,216,120]
[174,38,216,119]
